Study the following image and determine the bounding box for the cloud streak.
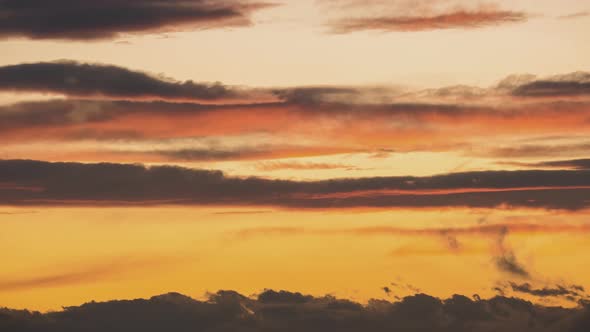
[0,61,245,102]
[0,257,179,293]
[0,0,273,40]
[2,160,590,210]
[328,9,527,33]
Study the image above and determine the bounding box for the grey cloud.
[510,282,586,299]
[0,61,239,101]
[512,72,590,97]
[2,159,590,210]
[494,227,530,278]
[0,0,272,40]
[0,290,589,332]
[503,159,590,170]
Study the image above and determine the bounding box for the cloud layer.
[0,0,271,40]
[1,159,590,209]
[1,290,588,332]
[2,61,590,167]
[0,61,242,102]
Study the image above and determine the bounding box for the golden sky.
[0,0,589,315]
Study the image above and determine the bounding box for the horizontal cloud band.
[1,160,590,209]
[0,0,271,40]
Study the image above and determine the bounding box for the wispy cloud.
[328,10,527,33]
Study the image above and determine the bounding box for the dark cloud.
[0,290,588,332]
[0,0,273,40]
[382,286,392,296]
[493,227,530,278]
[510,282,586,299]
[2,159,590,210]
[0,61,239,101]
[512,72,590,97]
[328,10,527,33]
[273,87,362,105]
[495,253,530,278]
[504,159,590,170]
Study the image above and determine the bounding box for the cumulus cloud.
[0,290,589,332]
[1,159,590,209]
[0,0,273,40]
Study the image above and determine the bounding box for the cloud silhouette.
[2,159,590,210]
[0,61,241,102]
[0,290,589,332]
[0,0,273,40]
[512,72,590,97]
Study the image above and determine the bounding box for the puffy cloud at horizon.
[1,290,589,332]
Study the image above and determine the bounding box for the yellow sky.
[1,207,588,311]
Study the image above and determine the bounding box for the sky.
[0,0,590,328]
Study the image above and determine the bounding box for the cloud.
[486,143,590,159]
[495,253,530,278]
[234,222,590,272]
[149,147,354,162]
[2,159,590,210]
[502,159,590,170]
[328,9,527,33]
[509,282,586,299]
[256,161,357,171]
[1,69,590,165]
[2,98,590,161]
[512,72,590,97]
[0,61,243,102]
[493,227,530,278]
[0,290,588,332]
[0,0,273,40]
[0,257,179,293]
[558,12,590,19]
[233,223,590,240]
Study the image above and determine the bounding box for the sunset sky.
[1,0,590,323]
